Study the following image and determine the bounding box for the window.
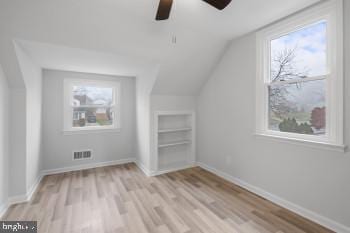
[64,79,120,132]
[256,0,344,149]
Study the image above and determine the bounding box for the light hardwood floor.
[2,163,333,233]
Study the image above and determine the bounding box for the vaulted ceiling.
[0,0,321,95]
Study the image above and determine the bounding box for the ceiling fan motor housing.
[156,0,232,21]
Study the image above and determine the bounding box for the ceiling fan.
[156,0,232,20]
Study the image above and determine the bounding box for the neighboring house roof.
[93,99,108,105]
[74,94,110,107]
[73,95,93,106]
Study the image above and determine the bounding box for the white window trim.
[255,0,345,151]
[63,78,121,134]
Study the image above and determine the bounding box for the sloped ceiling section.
[15,40,155,78]
[0,0,321,94]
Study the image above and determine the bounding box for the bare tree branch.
[269,45,307,118]
[271,45,308,82]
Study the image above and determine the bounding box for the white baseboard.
[41,158,136,176]
[1,159,190,219]
[26,174,44,203]
[150,163,196,176]
[7,194,27,205]
[134,160,196,177]
[0,201,9,219]
[1,158,136,219]
[5,159,347,233]
[134,160,152,176]
[196,162,350,233]
[7,174,44,206]
[1,174,44,219]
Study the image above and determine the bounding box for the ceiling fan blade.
[202,0,232,10]
[156,0,173,20]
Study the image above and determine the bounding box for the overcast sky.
[271,20,327,78]
[73,86,113,105]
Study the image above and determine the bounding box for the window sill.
[63,128,121,135]
[254,133,347,153]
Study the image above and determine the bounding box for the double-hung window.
[256,0,344,150]
[64,79,121,132]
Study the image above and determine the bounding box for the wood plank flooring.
[2,163,333,233]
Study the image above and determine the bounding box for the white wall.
[197,1,350,230]
[15,43,43,193]
[0,65,9,215]
[42,70,136,171]
[9,89,27,197]
[135,67,159,173]
[151,95,196,112]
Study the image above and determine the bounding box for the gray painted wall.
[15,44,43,193]
[42,70,136,171]
[151,95,196,112]
[135,67,158,172]
[0,66,9,213]
[9,89,27,197]
[197,1,350,228]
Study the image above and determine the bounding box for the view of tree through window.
[268,21,327,135]
[72,86,114,128]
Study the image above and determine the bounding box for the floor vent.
[73,150,92,160]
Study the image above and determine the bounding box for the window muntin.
[64,79,120,132]
[267,21,328,136]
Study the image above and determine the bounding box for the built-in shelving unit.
[158,140,191,148]
[154,111,195,175]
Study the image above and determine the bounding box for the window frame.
[63,78,121,133]
[255,0,344,151]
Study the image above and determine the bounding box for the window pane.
[270,21,327,82]
[73,86,113,106]
[73,107,113,127]
[268,79,326,135]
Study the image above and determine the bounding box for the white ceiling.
[0,0,321,95]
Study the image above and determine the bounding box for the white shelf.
[158,127,192,133]
[158,111,193,116]
[158,140,191,148]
